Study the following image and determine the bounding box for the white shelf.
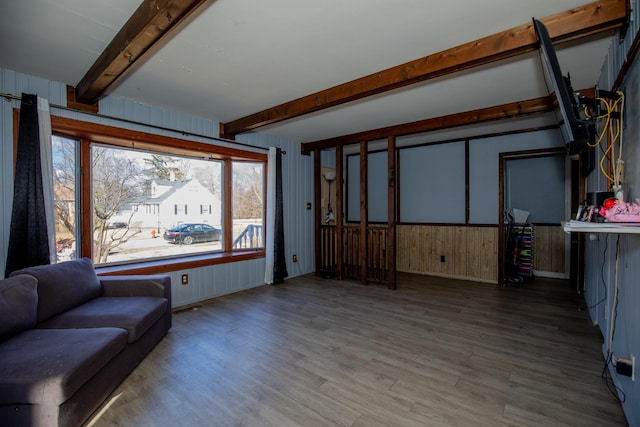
[562,220,640,234]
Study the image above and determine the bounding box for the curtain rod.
[1,92,286,155]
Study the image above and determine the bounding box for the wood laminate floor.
[87,273,628,427]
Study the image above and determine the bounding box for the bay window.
[50,116,266,272]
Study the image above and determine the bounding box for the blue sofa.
[0,258,171,427]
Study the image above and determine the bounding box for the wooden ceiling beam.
[300,86,597,154]
[75,0,208,105]
[301,96,556,155]
[222,0,627,137]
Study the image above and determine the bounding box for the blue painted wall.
[584,6,640,425]
[344,128,564,224]
[0,68,315,308]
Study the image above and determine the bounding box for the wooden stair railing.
[232,224,263,249]
[320,224,389,285]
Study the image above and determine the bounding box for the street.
[105,228,222,263]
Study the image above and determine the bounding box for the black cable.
[602,353,626,403]
[600,235,625,404]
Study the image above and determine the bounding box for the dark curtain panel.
[272,148,288,284]
[5,94,50,276]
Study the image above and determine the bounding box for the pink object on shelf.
[599,200,640,222]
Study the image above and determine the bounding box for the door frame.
[498,147,568,285]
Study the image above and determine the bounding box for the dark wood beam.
[66,85,98,113]
[314,150,322,276]
[359,141,368,286]
[301,96,556,154]
[222,0,627,137]
[75,0,208,104]
[335,145,344,280]
[386,136,396,290]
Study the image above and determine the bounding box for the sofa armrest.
[99,275,171,307]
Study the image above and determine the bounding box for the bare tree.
[192,160,222,196]
[92,147,144,263]
[52,138,76,241]
[233,162,264,219]
[51,141,145,263]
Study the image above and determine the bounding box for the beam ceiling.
[75,0,208,105]
[221,0,627,138]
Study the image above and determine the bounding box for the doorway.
[498,148,571,285]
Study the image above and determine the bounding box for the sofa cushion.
[0,275,38,340]
[0,328,127,406]
[10,258,102,323]
[38,297,168,343]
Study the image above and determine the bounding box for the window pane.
[91,146,223,264]
[232,162,264,249]
[52,136,78,262]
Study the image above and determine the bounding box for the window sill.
[95,250,265,276]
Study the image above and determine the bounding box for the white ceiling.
[0,0,616,145]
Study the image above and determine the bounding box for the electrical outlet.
[292,254,297,263]
[615,356,634,378]
[181,274,188,285]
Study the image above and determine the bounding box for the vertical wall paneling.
[533,225,567,276]
[387,136,396,288]
[314,150,322,274]
[0,70,21,274]
[586,12,640,425]
[359,141,368,285]
[453,226,467,277]
[336,145,344,280]
[397,225,498,283]
[238,132,314,281]
[1,69,314,308]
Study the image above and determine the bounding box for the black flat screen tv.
[533,18,593,156]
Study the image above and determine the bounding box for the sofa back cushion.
[0,275,38,340]
[9,258,102,323]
